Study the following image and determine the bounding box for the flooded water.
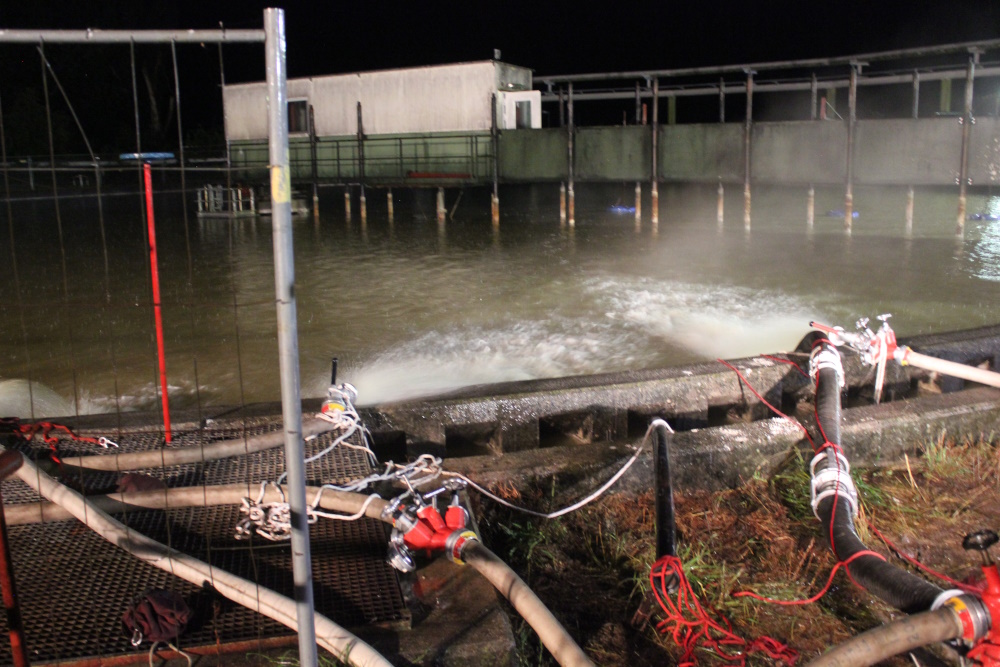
[2,182,1000,418]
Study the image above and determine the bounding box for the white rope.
[448,419,670,520]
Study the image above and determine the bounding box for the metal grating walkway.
[0,417,410,664]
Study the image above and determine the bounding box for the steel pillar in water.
[651,78,659,227]
[344,187,351,223]
[906,185,914,235]
[387,188,394,223]
[743,70,753,229]
[719,77,726,123]
[957,51,978,236]
[717,180,725,225]
[357,102,367,225]
[559,182,566,225]
[845,63,858,233]
[807,185,815,227]
[437,187,446,223]
[568,82,575,227]
[491,92,499,226]
[634,182,641,225]
[309,104,319,218]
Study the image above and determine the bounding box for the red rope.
[716,358,814,448]
[868,521,981,594]
[651,555,799,667]
[733,550,886,606]
[6,419,102,467]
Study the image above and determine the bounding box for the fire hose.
[805,331,1000,666]
[5,462,593,667]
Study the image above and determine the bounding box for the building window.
[288,99,309,134]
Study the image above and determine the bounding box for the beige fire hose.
[9,453,394,667]
[896,347,1000,389]
[60,416,335,471]
[5,478,594,666]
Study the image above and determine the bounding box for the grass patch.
[472,431,1000,666]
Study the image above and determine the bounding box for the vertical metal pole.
[845,64,857,232]
[558,87,565,128]
[743,70,753,230]
[957,51,977,236]
[0,452,28,667]
[906,185,914,235]
[357,101,366,224]
[810,73,818,120]
[634,182,641,226]
[436,186,446,223]
[491,92,499,226]
[568,82,575,227]
[807,185,815,227]
[719,77,725,123]
[309,105,319,218]
[265,10,318,666]
[651,78,659,226]
[717,179,725,226]
[170,41,190,239]
[634,81,641,124]
[912,70,920,119]
[559,181,566,225]
[387,187,394,223]
[143,163,172,443]
[218,35,232,203]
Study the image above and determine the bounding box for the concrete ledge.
[446,387,1000,493]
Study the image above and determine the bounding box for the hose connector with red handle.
[383,483,479,573]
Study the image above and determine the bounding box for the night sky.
[4,1,1000,78]
[0,1,998,152]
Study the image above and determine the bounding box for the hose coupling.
[933,592,991,644]
[809,449,859,519]
[810,344,845,388]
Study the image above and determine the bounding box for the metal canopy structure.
[535,38,1000,103]
[0,28,263,44]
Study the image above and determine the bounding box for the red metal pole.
[0,451,29,667]
[143,163,172,443]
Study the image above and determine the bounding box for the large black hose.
[653,422,676,559]
[812,348,945,614]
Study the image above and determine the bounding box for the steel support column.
[264,9,318,666]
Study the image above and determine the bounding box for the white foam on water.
[340,275,822,406]
[593,276,819,359]
[972,218,1000,282]
[344,319,647,406]
[0,379,75,419]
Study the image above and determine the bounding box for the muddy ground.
[475,432,1000,666]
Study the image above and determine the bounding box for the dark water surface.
[2,183,999,417]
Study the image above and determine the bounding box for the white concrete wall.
[224,61,532,141]
[500,91,542,129]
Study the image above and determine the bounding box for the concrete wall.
[498,129,566,181]
[659,124,744,182]
[854,118,959,185]
[229,115,1000,188]
[576,126,651,181]
[752,121,846,184]
[496,118,1000,186]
